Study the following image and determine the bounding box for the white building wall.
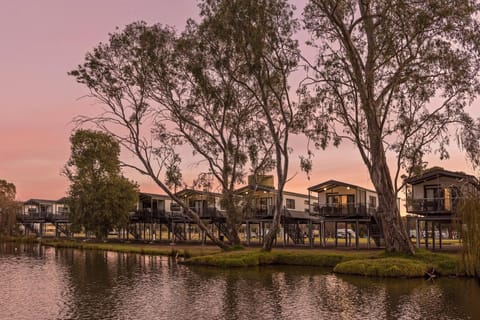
[283,193,309,211]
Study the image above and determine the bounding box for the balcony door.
[424,185,442,211]
[347,195,355,214]
[326,194,355,214]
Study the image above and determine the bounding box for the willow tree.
[301,0,480,254]
[196,0,300,251]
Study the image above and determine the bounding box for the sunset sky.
[1,0,477,201]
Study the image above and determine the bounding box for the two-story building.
[235,175,312,245]
[18,198,70,236]
[235,175,310,218]
[308,180,378,217]
[308,180,381,248]
[405,168,479,249]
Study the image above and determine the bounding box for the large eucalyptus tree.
[300,0,480,253]
[196,0,300,251]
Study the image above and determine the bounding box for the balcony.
[130,209,167,222]
[406,198,457,215]
[243,205,276,219]
[313,204,374,217]
[189,207,221,219]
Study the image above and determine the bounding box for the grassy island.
[182,248,462,278]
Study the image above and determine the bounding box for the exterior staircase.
[284,223,305,245]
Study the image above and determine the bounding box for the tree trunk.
[148,172,231,251]
[262,195,282,251]
[369,147,415,254]
[223,191,241,245]
[263,175,285,251]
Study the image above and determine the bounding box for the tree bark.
[369,144,415,254]
[223,190,241,245]
[262,193,283,251]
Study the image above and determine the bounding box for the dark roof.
[235,185,274,194]
[56,197,69,204]
[175,188,221,198]
[404,169,479,186]
[308,180,376,194]
[139,192,170,200]
[23,199,57,205]
[235,185,309,199]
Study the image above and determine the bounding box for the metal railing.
[130,209,167,221]
[406,197,457,214]
[312,204,375,217]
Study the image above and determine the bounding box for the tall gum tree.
[70,23,229,249]
[169,20,275,245]
[70,20,274,248]
[301,0,480,254]
[196,0,301,251]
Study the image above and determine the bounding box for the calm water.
[1,243,479,320]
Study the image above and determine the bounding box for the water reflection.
[0,243,479,320]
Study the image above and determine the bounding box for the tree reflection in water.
[0,243,479,320]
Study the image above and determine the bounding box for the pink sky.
[0,1,476,201]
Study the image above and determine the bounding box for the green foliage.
[65,129,139,240]
[0,179,20,235]
[458,194,480,278]
[197,0,300,251]
[300,0,480,254]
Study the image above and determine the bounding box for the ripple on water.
[1,244,479,320]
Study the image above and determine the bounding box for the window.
[369,196,377,208]
[170,203,180,212]
[286,199,295,209]
[220,200,226,210]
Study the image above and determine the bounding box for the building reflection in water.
[1,243,479,320]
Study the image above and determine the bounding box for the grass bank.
[40,239,220,258]
[184,248,463,278]
[0,235,38,243]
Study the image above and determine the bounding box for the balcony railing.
[242,205,276,219]
[130,209,167,221]
[312,204,374,217]
[406,198,457,214]
[17,212,47,222]
[46,213,69,222]
[188,207,221,218]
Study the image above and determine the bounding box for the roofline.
[139,192,170,199]
[308,179,376,194]
[405,169,479,185]
[23,199,58,204]
[234,185,309,198]
[175,188,222,198]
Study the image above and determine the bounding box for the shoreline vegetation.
[0,236,465,278]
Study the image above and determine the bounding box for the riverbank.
[0,236,464,278]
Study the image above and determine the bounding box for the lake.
[0,242,479,319]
